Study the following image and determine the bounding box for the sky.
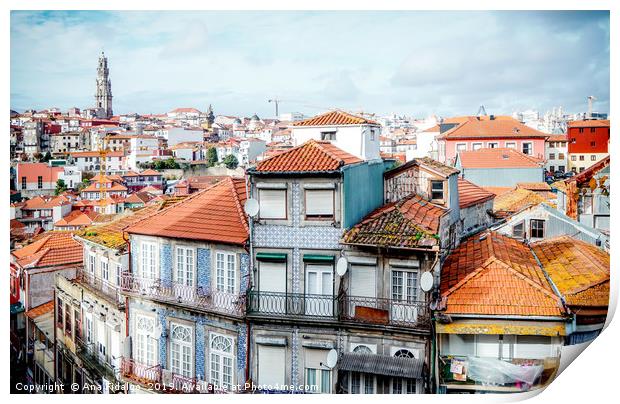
[10,10,610,119]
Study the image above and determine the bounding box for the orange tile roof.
[293,110,379,126]
[17,163,63,183]
[25,301,55,319]
[342,194,447,248]
[140,169,162,176]
[492,188,550,218]
[254,140,361,173]
[516,182,552,191]
[482,186,513,196]
[438,116,549,139]
[54,210,95,227]
[546,134,568,142]
[21,195,71,210]
[71,150,124,158]
[567,119,610,128]
[124,192,153,204]
[440,231,564,317]
[458,148,543,169]
[458,178,495,209]
[122,171,140,177]
[77,198,185,250]
[532,236,610,308]
[82,182,128,193]
[11,231,82,269]
[126,177,248,245]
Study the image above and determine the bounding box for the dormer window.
[431,180,444,201]
[320,131,336,141]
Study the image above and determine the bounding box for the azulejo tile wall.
[160,244,172,287]
[197,248,211,291]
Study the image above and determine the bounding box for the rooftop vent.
[502,154,510,159]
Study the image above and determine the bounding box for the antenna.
[476,105,487,117]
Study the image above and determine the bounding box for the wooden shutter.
[258,345,286,386]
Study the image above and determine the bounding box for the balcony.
[77,268,124,306]
[247,290,430,330]
[247,291,337,320]
[339,295,430,329]
[121,358,162,388]
[75,336,118,382]
[121,275,244,318]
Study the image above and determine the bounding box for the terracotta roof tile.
[516,182,552,192]
[532,236,609,308]
[21,195,71,210]
[438,117,548,139]
[54,210,95,227]
[17,163,63,183]
[458,148,543,169]
[25,301,55,319]
[126,177,248,245]
[458,178,495,209]
[254,140,361,173]
[492,188,550,218]
[567,119,610,128]
[440,231,564,317]
[342,194,447,248]
[293,110,379,126]
[482,186,513,196]
[385,157,459,179]
[11,231,82,269]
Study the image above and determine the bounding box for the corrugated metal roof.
[338,353,424,379]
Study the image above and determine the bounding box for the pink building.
[437,116,548,165]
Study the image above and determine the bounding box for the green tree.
[76,178,90,192]
[42,151,52,162]
[164,157,179,169]
[206,147,218,167]
[223,154,239,170]
[55,179,67,195]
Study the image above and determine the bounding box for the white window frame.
[472,142,483,151]
[305,367,331,394]
[505,142,517,149]
[258,188,287,220]
[348,371,375,394]
[135,314,157,366]
[215,252,236,294]
[100,257,109,281]
[455,143,467,152]
[88,253,96,275]
[209,332,234,389]
[170,322,194,378]
[487,142,499,149]
[522,142,533,155]
[175,246,195,286]
[140,241,157,280]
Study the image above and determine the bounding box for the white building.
[71,150,126,173]
[545,134,569,173]
[238,138,267,166]
[291,110,381,161]
[127,135,160,171]
[164,127,204,147]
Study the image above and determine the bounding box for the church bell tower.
[95,51,113,118]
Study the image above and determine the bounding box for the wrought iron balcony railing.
[247,290,337,319]
[247,289,430,329]
[75,336,118,381]
[121,358,162,387]
[77,268,124,305]
[120,274,244,317]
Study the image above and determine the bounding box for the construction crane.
[268,98,281,117]
[587,96,597,119]
[98,135,111,213]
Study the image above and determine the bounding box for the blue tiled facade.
[236,324,247,373]
[196,324,206,380]
[131,239,138,275]
[161,244,173,287]
[197,248,211,292]
[157,309,167,366]
[239,253,250,295]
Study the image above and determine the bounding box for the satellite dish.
[336,257,348,276]
[244,198,259,217]
[325,349,338,369]
[420,271,434,292]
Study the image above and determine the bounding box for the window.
[175,247,195,286]
[101,259,109,281]
[559,165,565,172]
[549,166,555,172]
[306,368,331,393]
[21,176,26,190]
[320,131,336,141]
[57,297,64,327]
[456,143,467,152]
[65,303,72,337]
[430,180,444,201]
[135,315,157,366]
[171,323,193,378]
[369,129,376,141]
[116,264,122,286]
[392,378,416,394]
[216,252,236,293]
[352,345,373,354]
[393,348,415,358]
[579,155,585,161]
[530,219,545,238]
[558,153,565,160]
[141,242,157,279]
[487,142,499,148]
[512,221,525,239]
[590,141,596,147]
[37,176,43,189]
[579,128,584,133]
[581,195,593,214]
[305,189,334,220]
[590,127,596,133]
[258,345,285,386]
[522,142,532,155]
[549,153,555,160]
[258,188,286,219]
[210,333,234,389]
[571,155,577,161]
[472,143,483,151]
[392,270,418,303]
[88,254,96,274]
[591,155,597,161]
[85,316,93,344]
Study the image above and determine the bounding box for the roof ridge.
[313,140,347,166]
[226,177,250,235]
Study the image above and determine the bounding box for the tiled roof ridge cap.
[226,177,250,235]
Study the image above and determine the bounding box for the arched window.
[353,345,372,354]
[170,323,193,377]
[210,333,234,389]
[393,349,415,359]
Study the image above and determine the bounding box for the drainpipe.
[122,232,130,338]
[244,173,253,387]
[53,288,57,383]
